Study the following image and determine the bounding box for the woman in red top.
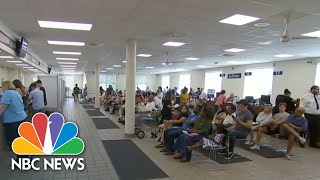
[215,90,227,111]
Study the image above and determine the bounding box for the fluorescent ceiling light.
[137,54,152,57]
[113,65,121,68]
[122,61,126,63]
[176,68,185,71]
[6,61,22,63]
[219,14,260,26]
[61,68,75,70]
[106,68,114,70]
[302,30,320,38]
[38,21,92,31]
[100,71,107,73]
[258,41,272,45]
[185,57,200,61]
[274,54,294,58]
[226,61,242,65]
[163,41,185,47]
[48,40,85,46]
[22,67,34,69]
[197,65,207,68]
[60,65,76,68]
[16,64,29,66]
[56,57,79,61]
[53,51,81,55]
[0,56,14,59]
[58,62,78,65]
[224,48,246,52]
[145,67,154,69]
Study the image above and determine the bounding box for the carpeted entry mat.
[102,139,168,180]
[79,101,90,104]
[198,148,252,164]
[238,142,286,158]
[82,104,95,109]
[92,118,119,129]
[85,110,105,116]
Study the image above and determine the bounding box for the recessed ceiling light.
[122,61,126,63]
[53,51,81,55]
[145,67,154,69]
[258,41,272,45]
[302,30,320,38]
[56,57,79,61]
[16,64,29,66]
[224,48,246,52]
[162,62,172,66]
[137,54,152,57]
[186,57,200,61]
[58,62,78,65]
[253,22,270,28]
[38,21,92,31]
[106,68,114,70]
[197,65,207,68]
[113,65,121,68]
[22,67,34,69]
[163,41,185,47]
[60,65,76,68]
[219,14,260,26]
[0,56,14,59]
[61,68,76,70]
[176,68,185,71]
[101,71,107,73]
[274,54,294,58]
[6,61,22,63]
[48,40,85,46]
[226,61,242,65]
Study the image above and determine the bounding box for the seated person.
[158,105,203,150]
[110,91,124,114]
[220,100,253,160]
[104,92,116,111]
[169,105,214,162]
[251,107,307,160]
[273,89,296,114]
[246,105,272,145]
[156,105,190,146]
[250,103,290,150]
[212,105,226,130]
[222,104,237,130]
[188,124,225,150]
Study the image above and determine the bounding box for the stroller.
[135,108,161,139]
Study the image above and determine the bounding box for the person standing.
[0,81,27,157]
[36,80,47,106]
[28,83,44,116]
[82,84,88,101]
[106,85,113,95]
[73,84,80,102]
[300,85,320,148]
[12,79,28,112]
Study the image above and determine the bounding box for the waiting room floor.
[1,99,320,180]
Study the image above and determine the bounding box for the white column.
[94,64,100,108]
[125,39,136,136]
[17,69,23,81]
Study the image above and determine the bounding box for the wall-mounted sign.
[227,73,241,79]
[273,71,283,76]
[245,72,252,76]
[220,73,225,77]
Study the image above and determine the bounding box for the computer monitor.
[261,95,271,105]
[245,96,254,104]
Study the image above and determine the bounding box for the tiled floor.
[1,99,320,180]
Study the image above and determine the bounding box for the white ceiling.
[1,0,320,74]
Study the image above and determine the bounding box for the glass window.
[162,75,170,89]
[178,74,191,93]
[243,68,273,99]
[136,75,147,90]
[204,71,222,94]
[100,74,116,90]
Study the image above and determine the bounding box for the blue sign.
[245,72,252,76]
[227,73,241,79]
[220,73,225,77]
[273,71,283,76]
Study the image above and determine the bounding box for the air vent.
[87,43,104,47]
[218,54,234,57]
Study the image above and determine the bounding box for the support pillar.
[94,64,100,108]
[125,39,136,136]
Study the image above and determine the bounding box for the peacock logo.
[12,113,84,155]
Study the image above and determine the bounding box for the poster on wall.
[227,73,241,79]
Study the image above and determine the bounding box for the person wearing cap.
[273,89,296,114]
[300,85,320,148]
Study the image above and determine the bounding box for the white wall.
[157,58,320,104]
[0,66,18,82]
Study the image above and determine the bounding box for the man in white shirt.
[300,85,320,148]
